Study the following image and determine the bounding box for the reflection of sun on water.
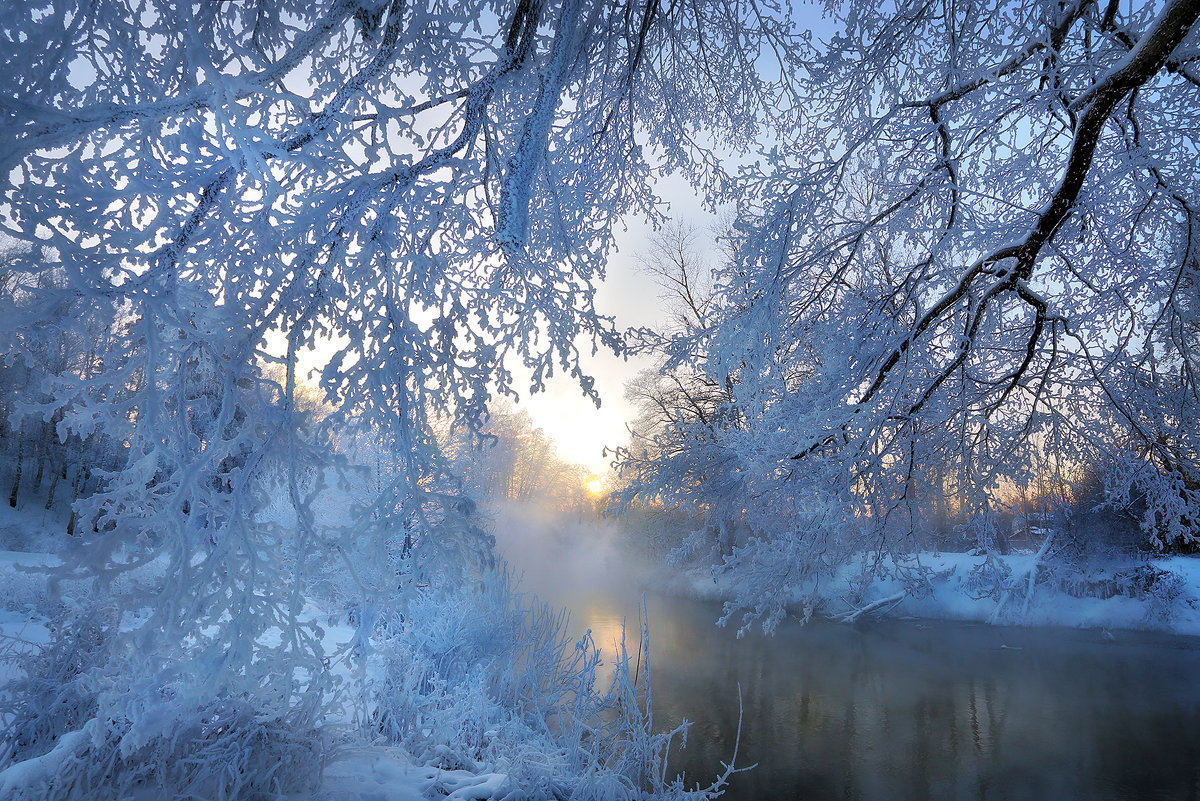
[586,477,605,495]
[583,603,630,653]
[580,601,637,688]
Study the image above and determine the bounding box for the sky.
[517,4,839,476]
[271,172,714,478]
[509,174,718,476]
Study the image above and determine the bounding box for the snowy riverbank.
[0,501,736,801]
[490,502,1200,637]
[677,548,1200,637]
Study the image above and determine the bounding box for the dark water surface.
[574,592,1200,801]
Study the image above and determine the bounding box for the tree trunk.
[8,441,22,508]
[66,468,82,536]
[32,450,45,491]
[44,458,61,510]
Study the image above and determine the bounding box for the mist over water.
[490,501,1200,801]
[491,502,650,607]
[489,501,650,659]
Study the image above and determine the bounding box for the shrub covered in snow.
[1,598,327,801]
[0,606,112,771]
[1,692,324,801]
[367,570,739,800]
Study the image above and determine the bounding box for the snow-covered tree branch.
[0,1,798,796]
[619,0,1200,630]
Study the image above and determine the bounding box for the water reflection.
[572,593,1200,801]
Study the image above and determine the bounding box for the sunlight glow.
[586,477,605,495]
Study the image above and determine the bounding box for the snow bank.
[322,748,523,801]
[896,552,1200,635]
[687,549,1200,636]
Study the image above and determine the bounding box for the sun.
[586,477,605,496]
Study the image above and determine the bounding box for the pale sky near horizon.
[264,171,717,479]
[517,5,836,477]
[511,174,718,477]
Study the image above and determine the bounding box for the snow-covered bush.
[368,570,737,800]
[1,601,326,801]
[1136,567,1189,626]
[964,554,1014,603]
[0,693,324,801]
[369,571,576,769]
[0,606,112,770]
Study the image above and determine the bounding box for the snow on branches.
[620,0,1200,629]
[0,0,798,793]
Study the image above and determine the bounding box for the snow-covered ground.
[676,546,1200,636]
[0,549,58,689]
[322,750,520,801]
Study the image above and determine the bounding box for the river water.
[581,593,1200,801]
[495,518,1200,800]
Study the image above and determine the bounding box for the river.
[494,513,1200,800]
[577,592,1200,801]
